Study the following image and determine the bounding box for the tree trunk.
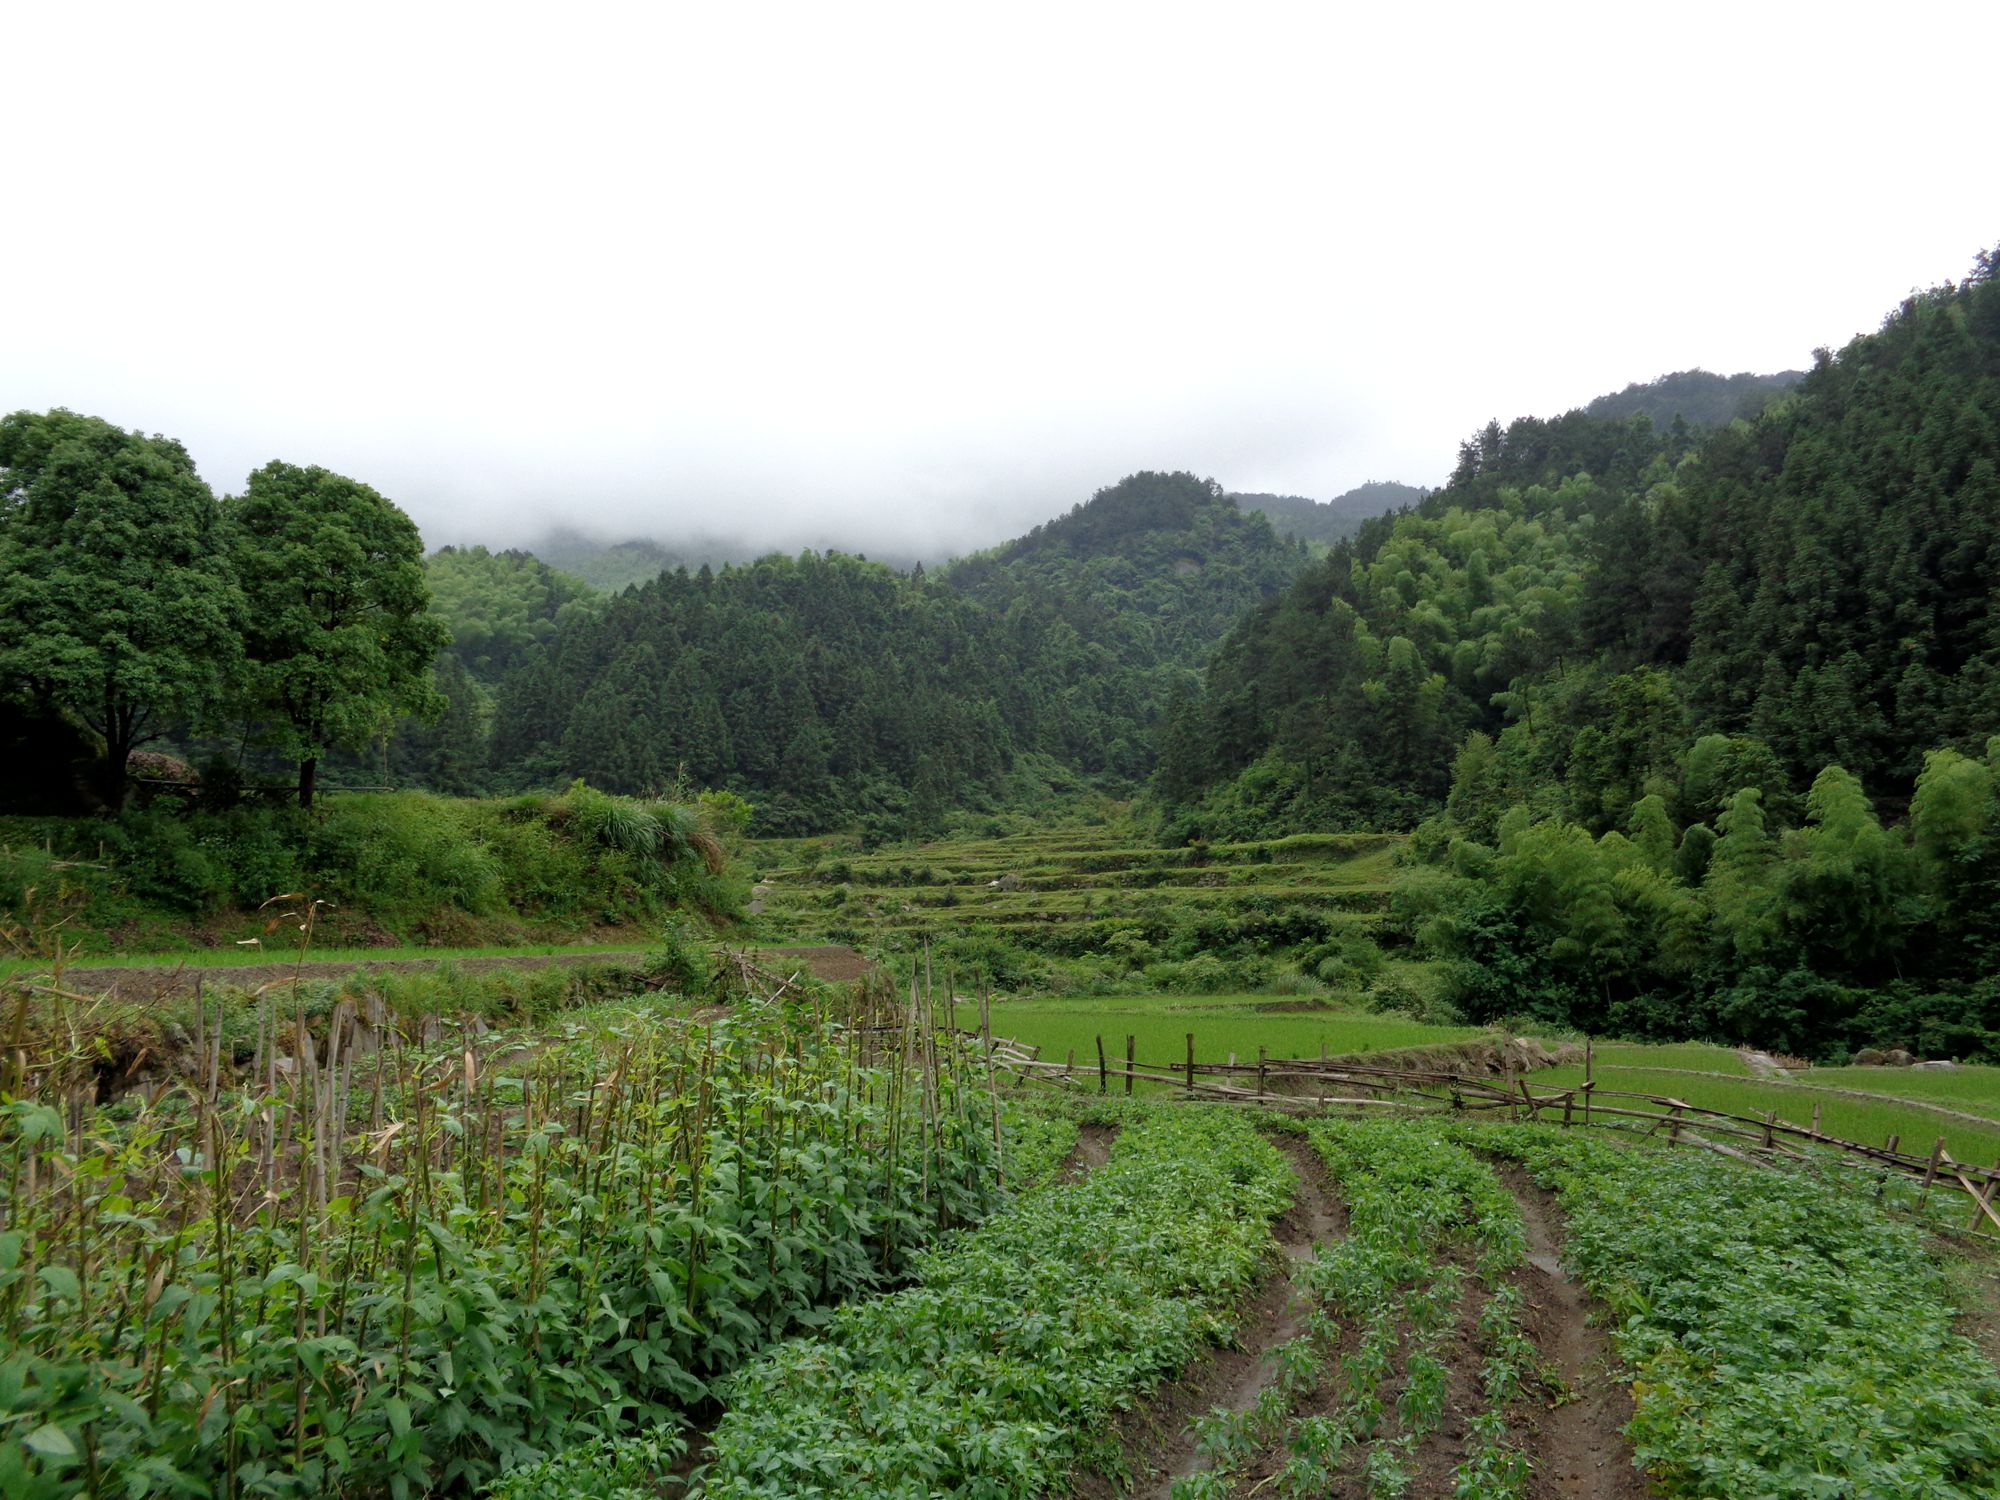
[298,756,318,809]
[100,699,135,812]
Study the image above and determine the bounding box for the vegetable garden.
[1,952,1997,1498]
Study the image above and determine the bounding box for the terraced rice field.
[748,828,1403,950]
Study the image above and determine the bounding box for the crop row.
[1496,1129,2000,1498]
[0,992,1029,1499]
[1171,1120,1536,1500]
[502,1108,1293,1498]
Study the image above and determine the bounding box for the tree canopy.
[226,462,448,806]
[0,410,240,806]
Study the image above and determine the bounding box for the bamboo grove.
[0,969,1012,1498]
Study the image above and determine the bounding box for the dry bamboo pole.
[979,983,1004,1187]
[1125,1035,1135,1096]
[1969,1157,2000,1234]
[1096,1035,1107,1094]
[1185,1033,1195,1097]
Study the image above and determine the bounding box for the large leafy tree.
[0,409,239,807]
[226,462,447,806]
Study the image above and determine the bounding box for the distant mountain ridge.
[1232,481,1428,546]
[1584,368,1804,430]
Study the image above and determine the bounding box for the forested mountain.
[1153,249,2000,1055]
[1232,481,1427,546]
[1160,253,1999,839]
[529,527,925,591]
[1583,368,1802,430]
[483,472,1304,832]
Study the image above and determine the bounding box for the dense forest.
[1158,247,2000,1054]
[483,472,1303,832]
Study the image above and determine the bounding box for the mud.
[1498,1164,1660,1500]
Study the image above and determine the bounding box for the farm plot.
[0,987,1049,1499]
[1131,1120,1570,1500]
[503,1109,1292,1498]
[1491,1127,2000,1498]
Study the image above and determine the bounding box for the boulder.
[1884,1048,1916,1067]
[1852,1047,1887,1066]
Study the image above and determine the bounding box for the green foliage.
[683,1109,1289,1497]
[0,409,241,807]
[1163,249,2000,847]
[225,462,449,805]
[1414,739,2000,1059]
[0,786,744,944]
[1498,1129,2000,1498]
[0,996,1013,1499]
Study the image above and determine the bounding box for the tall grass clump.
[0,781,746,948]
[0,975,1006,1497]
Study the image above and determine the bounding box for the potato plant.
[600,1110,1293,1499]
[1496,1129,2000,1499]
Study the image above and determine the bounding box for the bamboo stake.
[1185,1033,1196,1096]
[1125,1035,1136,1096]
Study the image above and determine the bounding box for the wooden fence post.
[1810,1102,1822,1140]
[1257,1046,1267,1097]
[1186,1033,1196,1096]
[1920,1137,1946,1203]
[1096,1035,1107,1094]
[1125,1035,1136,1097]
[1065,1048,1075,1080]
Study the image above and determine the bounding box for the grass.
[1537,1061,2000,1165]
[1790,1062,2000,1118]
[982,993,1481,1079]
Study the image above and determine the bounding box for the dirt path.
[1498,1165,1659,1500]
[51,944,872,1003]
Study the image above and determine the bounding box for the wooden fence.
[981,1028,2000,1240]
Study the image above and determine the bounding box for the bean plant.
[0,983,1019,1498]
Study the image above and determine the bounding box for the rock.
[1912,1059,1958,1070]
[1852,1047,1888,1066]
[1884,1048,1916,1067]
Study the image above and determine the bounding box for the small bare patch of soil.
[1057,1122,1120,1184]
[1497,1164,1659,1500]
[1072,1136,1345,1499]
[1946,1252,2000,1374]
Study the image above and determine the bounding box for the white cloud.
[5,1,1993,555]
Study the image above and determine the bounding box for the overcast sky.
[6,2,1994,560]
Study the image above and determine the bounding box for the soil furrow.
[1071,1134,1344,1499]
[1497,1164,1660,1500]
